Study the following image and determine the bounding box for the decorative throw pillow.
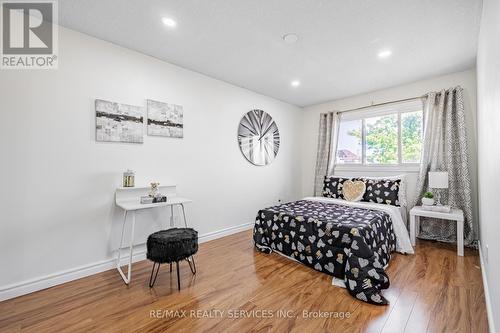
[342,180,366,202]
[323,176,350,199]
[360,175,407,207]
[361,178,401,206]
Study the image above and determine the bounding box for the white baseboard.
[0,222,254,302]
[478,240,496,333]
[198,221,253,243]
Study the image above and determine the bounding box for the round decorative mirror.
[238,109,280,166]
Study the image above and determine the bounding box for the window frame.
[335,99,423,171]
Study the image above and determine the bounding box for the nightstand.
[409,206,464,256]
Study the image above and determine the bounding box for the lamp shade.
[429,171,448,189]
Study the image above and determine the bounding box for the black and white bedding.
[253,197,413,305]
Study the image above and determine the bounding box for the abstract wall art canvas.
[95,99,144,143]
[147,99,184,138]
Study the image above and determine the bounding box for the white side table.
[409,206,464,256]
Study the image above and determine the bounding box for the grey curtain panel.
[413,86,476,246]
[313,112,340,196]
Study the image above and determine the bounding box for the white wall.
[300,69,478,219]
[0,27,302,295]
[477,0,500,330]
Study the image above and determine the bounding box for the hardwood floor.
[0,230,488,333]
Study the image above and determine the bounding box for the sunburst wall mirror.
[237,109,280,166]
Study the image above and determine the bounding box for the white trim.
[0,222,254,302]
[361,118,366,163]
[198,222,253,243]
[397,112,402,164]
[334,164,420,173]
[478,240,496,333]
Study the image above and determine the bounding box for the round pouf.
[146,228,198,290]
[147,228,198,263]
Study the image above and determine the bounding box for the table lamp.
[429,171,448,206]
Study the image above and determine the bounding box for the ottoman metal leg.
[176,261,180,291]
[187,256,196,274]
[149,262,161,288]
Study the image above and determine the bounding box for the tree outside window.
[339,110,422,165]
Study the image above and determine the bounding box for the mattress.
[253,197,413,305]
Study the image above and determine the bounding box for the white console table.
[115,185,192,284]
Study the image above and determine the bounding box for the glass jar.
[123,170,135,187]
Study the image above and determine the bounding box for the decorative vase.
[422,197,435,206]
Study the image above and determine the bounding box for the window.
[365,113,398,164]
[401,111,423,163]
[336,100,423,166]
[336,119,362,164]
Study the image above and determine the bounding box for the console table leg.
[127,211,136,282]
[117,210,136,285]
[181,204,188,228]
[170,205,174,227]
[117,210,127,269]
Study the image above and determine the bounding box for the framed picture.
[95,99,143,143]
[147,99,184,138]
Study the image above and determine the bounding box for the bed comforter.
[253,198,407,305]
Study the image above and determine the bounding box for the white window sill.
[334,164,420,173]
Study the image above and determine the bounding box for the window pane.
[402,111,423,163]
[365,114,398,164]
[336,119,362,164]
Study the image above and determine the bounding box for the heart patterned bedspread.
[253,199,397,305]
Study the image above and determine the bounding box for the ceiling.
[58,0,482,107]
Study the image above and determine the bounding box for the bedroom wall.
[0,27,302,298]
[477,0,500,330]
[300,69,478,220]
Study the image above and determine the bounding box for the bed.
[253,177,414,305]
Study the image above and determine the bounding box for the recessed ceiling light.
[162,17,177,28]
[378,49,392,59]
[291,80,300,87]
[283,33,299,44]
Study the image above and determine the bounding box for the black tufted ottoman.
[146,228,198,290]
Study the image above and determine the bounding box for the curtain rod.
[338,95,425,114]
